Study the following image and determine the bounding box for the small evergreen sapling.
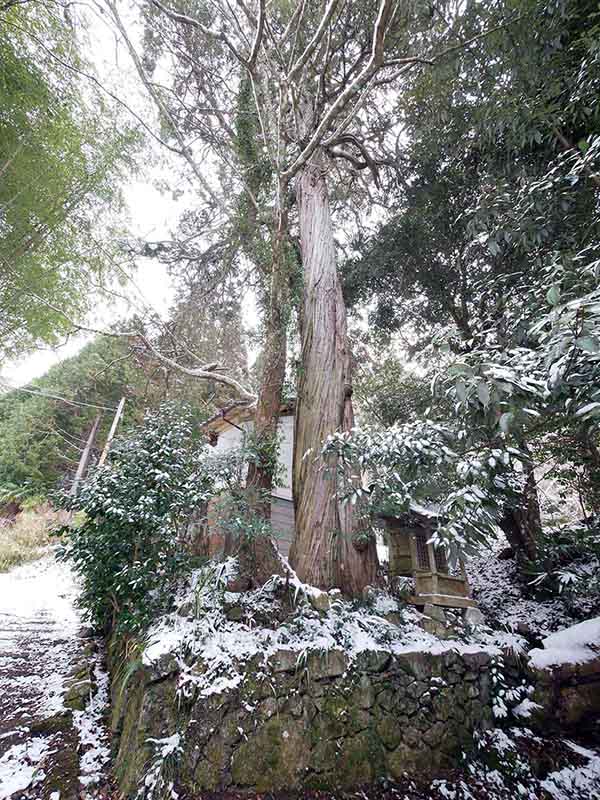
[58,404,226,633]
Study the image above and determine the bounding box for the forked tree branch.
[248,0,265,69]
[5,260,257,401]
[286,0,342,84]
[137,334,256,400]
[107,0,228,213]
[282,0,396,180]
[149,0,250,68]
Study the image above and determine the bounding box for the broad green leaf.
[546,285,561,306]
[477,382,490,407]
[499,412,514,434]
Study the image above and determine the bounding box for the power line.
[0,381,119,412]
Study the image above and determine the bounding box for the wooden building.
[379,506,477,609]
[202,401,296,557]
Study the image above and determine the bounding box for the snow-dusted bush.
[527,517,600,608]
[58,404,229,633]
[323,420,522,560]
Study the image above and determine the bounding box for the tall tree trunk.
[290,150,379,595]
[228,215,289,587]
[499,440,540,563]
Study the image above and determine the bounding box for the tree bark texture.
[500,441,540,563]
[290,151,379,595]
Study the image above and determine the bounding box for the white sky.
[3,3,183,386]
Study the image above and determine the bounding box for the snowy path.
[0,556,110,799]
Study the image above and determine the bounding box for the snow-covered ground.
[467,535,593,637]
[529,616,600,669]
[0,555,110,799]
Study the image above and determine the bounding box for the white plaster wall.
[212,415,294,501]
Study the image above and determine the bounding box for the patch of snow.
[141,734,182,800]
[529,616,600,669]
[0,737,51,798]
[0,554,79,629]
[541,743,600,799]
[73,653,111,790]
[142,564,503,703]
[512,698,543,719]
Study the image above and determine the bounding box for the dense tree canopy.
[0,2,136,362]
[1,0,598,599]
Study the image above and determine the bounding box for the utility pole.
[98,396,126,467]
[71,414,102,495]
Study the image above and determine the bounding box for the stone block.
[355,649,392,674]
[307,648,347,679]
[376,716,402,750]
[308,590,331,614]
[268,648,299,673]
[423,604,447,624]
[464,607,485,627]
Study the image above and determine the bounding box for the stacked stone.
[112,644,494,795]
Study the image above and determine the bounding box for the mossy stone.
[230,715,310,791]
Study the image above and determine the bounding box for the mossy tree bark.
[229,214,290,587]
[290,151,378,595]
[499,439,540,563]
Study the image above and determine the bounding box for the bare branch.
[287,0,343,84]
[107,0,228,212]
[282,0,397,180]
[148,0,250,69]
[138,334,256,400]
[248,0,264,69]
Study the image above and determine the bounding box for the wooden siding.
[271,496,295,557]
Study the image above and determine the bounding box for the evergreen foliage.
[0,3,136,361]
[59,404,218,633]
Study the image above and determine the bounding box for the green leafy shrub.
[58,404,222,633]
[527,517,600,611]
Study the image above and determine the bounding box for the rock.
[29,711,72,736]
[423,604,447,624]
[268,648,299,673]
[464,607,485,627]
[307,648,347,679]
[377,687,397,712]
[308,590,331,613]
[334,732,379,786]
[357,673,375,709]
[230,717,310,791]
[177,600,195,617]
[355,649,391,674]
[376,716,402,750]
[421,617,451,639]
[462,651,491,671]
[63,679,92,711]
[386,744,422,780]
[423,721,445,747]
[148,649,180,681]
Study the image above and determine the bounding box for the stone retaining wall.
[110,644,494,796]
